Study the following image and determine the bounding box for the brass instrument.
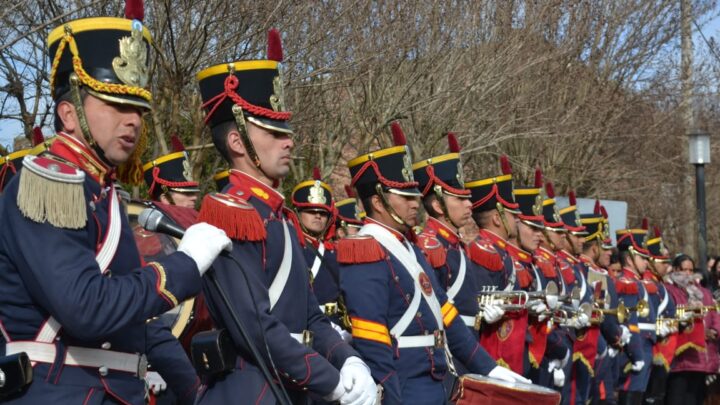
[676,303,720,320]
[474,282,561,330]
[591,299,649,324]
[656,316,679,334]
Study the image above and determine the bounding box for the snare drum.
[127,201,210,352]
[453,374,561,405]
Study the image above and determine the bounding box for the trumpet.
[476,289,530,311]
[676,303,720,319]
[589,298,650,324]
[542,303,593,327]
[656,316,679,333]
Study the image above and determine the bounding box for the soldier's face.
[247,122,294,179]
[632,254,649,274]
[163,191,198,209]
[386,192,420,229]
[300,210,329,236]
[570,234,584,254]
[504,210,519,239]
[546,229,566,250]
[81,95,144,166]
[518,222,542,252]
[598,248,612,268]
[445,195,472,228]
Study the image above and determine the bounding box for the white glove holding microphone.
[144,371,167,395]
[177,222,232,276]
[483,303,506,324]
[334,357,377,405]
[488,365,531,384]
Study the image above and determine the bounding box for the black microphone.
[138,208,186,239]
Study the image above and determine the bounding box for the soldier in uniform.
[334,185,363,239]
[291,168,348,340]
[615,227,654,405]
[143,135,200,209]
[0,3,232,404]
[643,225,677,405]
[511,169,554,382]
[339,122,527,404]
[579,202,625,405]
[194,29,376,405]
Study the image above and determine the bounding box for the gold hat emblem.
[401,148,414,182]
[532,194,542,216]
[308,181,327,204]
[456,161,465,186]
[112,21,148,88]
[270,73,286,112]
[182,153,194,182]
[552,205,561,223]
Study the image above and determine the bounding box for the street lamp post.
[689,131,710,273]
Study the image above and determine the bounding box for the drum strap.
[309,243,326,280]
[36,185,122,343]
[268,220,292,311]
[445,249,466,302]
[578,266,587,301]
[359,224,443,337]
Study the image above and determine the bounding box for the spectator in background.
[708,256,720,295]
[607,246,622,277]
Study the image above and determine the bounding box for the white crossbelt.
[6,341,143,375]
[638,323,656,331]
[309,243,326,279]
[395,335,436,348]
[290,333,303,344]
[657,284,669,316]
[268,220,292,311]
[445,249,467,302]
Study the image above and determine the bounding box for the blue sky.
[2,11,720,149]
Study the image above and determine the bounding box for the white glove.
[331,322,353,343]
[177,222,232,276]
[488,365,531,384]
[608,347,619,358]
[552,367,566,387]
[573,313,590,329]
[338,357,377,405]
[530,302,548,321]
[631,360,645,372]
[482,304,506,324]
[324,378,346,402]
[620,325,632,346]
[145,371,167,395]
[657,324,670,338]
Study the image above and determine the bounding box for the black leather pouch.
[190,329,237,377]
[0,352,33,398]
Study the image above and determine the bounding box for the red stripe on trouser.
[599,381,606,400]
[570,366,577,405]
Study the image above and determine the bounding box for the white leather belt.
[396,335,436,348]
[290,333,303,343]
[289,330,313,347]
[638,323,656,331]
[460,315,475,327]
[6,341,146,377]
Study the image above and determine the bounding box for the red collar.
[642,271,659,283]
[50,133,112,184]
[622,267,640,280]
[425,217,460,245]
[229,170,285,212]
[507,243,532,263]
[479,228,508,250]
[365,217,409,242]
[556,249,578,264]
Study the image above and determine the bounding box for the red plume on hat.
[654,225,662,238]
[545,181,556,199]
[593,200,601,215]
[568,190,577,206]
[125,0,144,21]
[267,28,283,62]
[447,132,461,153]
[641,217,649,230]
[600,205,608,219]
[32,127,44,146]
[170,134,185,152]
[344,185,356,198]
[390,121,407,146]
[534,167,543,188]
[312,167,321,181]
[500,155,512,175]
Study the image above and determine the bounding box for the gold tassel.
[17,156,86,229]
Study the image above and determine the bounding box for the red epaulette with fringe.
[615,278,639,295]
[641,280,659,294]
[337,235,386,264]
[282,207,306,247]
[534,253,558,278]
[198,193,266,241]
[467,239,504,271]
[558,261,575,285]
[416,233,447,268]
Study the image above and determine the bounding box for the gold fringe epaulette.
[17,155,86,229]
[197,193,266,241]
[337,235,386,264]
